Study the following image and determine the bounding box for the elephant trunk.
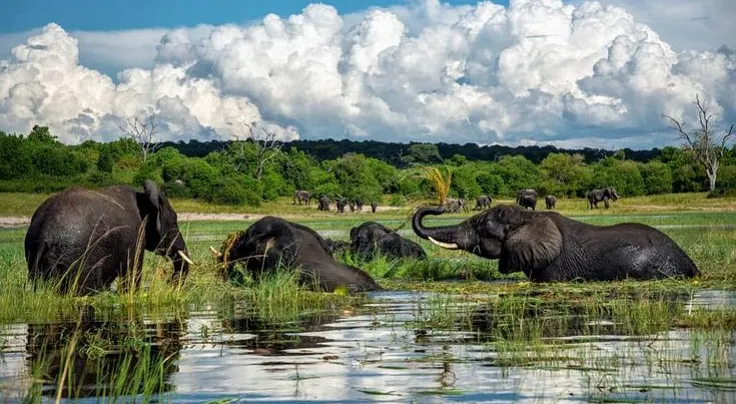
[412,207,476,250]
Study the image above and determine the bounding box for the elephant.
[412,204,699,282]
[25,180,193,295]
[293,190,311,205]
[545,195,557,210]
[516,189,538,210]
[324,238,350,255]
[213,216,381,293]
[335,197,347,214]
[474,195,492,210]
[348,201,356,212]
[349,222,426,261]
[445,198,467,213]
[355,199,364,211]
[587,187,619,209]
[370,202,378,213]
[318,195,330,211]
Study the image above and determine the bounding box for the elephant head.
[606,187,620,201]
[413,204,561,275]
[140,180,192,280]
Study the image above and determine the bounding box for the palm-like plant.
[424,167,452,205]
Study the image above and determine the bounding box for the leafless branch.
[119,112,159,162]
[228,121,283,180]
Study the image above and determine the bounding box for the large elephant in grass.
[412,204,699,282]
[587,187,619,209]
[212,216,381,293]
[349,222,426,261]
[516,189,538,210]
[24,181,193,295]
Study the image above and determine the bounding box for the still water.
[1,290,735,403]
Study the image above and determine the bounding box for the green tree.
[539,153,592,197]
[402,143,443,166]
[496,155,540,196]
[641,162,673,195]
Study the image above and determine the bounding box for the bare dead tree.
[229,122,283,180]
[663,95,735,192]
[119,112,159,162]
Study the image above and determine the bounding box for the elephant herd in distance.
[294,190,378,214]
[23,181,696,296]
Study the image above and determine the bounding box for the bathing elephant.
[349,222,426,261]
[516,189,538,210]
[412,204,699,282]
[213,216,381,293]
[318,195,330,211]
[545,195,557,210]
[293,190,311,206]
[587,187,619,209]
[474,195,492,210]
[25,180,193,295]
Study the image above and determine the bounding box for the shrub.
[210,177,261,206]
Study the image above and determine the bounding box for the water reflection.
[1,291,735,402]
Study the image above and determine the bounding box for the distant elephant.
[214,216,381,293]
[545,195,557,210]
[370,202,378,213]
[516,189,538,210]
[587,187,619,209]
[474,195,492,210]
[355,199,364,211]
[25,181,193,295]
[335,197,347,214]
[318,195,330,211]
[412,204,699,282]
[348,201,356,212]
[445,198,467,213]
[349,222,426,261]
[293,190,311,206]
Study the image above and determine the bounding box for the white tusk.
[209,246,223,257]
[428,237,459,250]
[177,250,195,265]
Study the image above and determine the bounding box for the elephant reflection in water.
[25,306,183,399]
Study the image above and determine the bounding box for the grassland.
[0,191,735,402]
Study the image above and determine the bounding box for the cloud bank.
[0,0,734,149]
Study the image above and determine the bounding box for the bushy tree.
[496,155,540,196]
[539,153,592,197]
[641,162,673,195]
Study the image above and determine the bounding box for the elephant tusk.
[209,246,223,257]
[177,250,195,265]
[428,237,459,250]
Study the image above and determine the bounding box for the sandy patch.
[0,217,29,228]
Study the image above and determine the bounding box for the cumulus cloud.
[0,0,734,148]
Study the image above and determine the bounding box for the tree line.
[1,124,735,207]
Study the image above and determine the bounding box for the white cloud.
[0,0,734,148]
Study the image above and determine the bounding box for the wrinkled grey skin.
[221,217,381,293]
[318,195,330,211]
[25,181,190,295]
[587,187,619,209]
[475,195,492,210]
[293,190,311,206]
[370,202,378,213]
[349,222,426,261]
[445,198,467,213]
[516,189,538,210]
[545,195,557,210]
[413,204,699,282]
[335,197,347,214]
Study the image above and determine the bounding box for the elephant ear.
[501,215,562,275]
[143,180,162,233]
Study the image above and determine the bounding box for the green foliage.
[450,163,481,198]
[591,158,645,197]
[211,176,262,206]
[539,153,592,197]
[641,162,673,195]
[496,155,540,196]
[402,143,443,166]
[325,153,382,201]
[710,165,736,197]
[97,149,115,173]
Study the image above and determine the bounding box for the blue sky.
[1,0,502,33]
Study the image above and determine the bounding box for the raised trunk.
[412,207,475,249]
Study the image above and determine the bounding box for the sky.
[0,0,734,150]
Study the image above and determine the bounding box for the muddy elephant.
[545,195,557,210]
[412,204,699,282]
[370,202,378,213]
[516,189,538,210]
[25,181,193,295]
[587,187,619,209]
[475,195,492,210]
[213,216,381,293]
[349,222,426,261]
[293,190,311,205]
[318,195,330,211]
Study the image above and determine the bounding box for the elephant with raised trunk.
[293,190,311,206]
[545,195,557,210]
[587,187,619,209]
[25,180,193,295]
[475,195,492,210]
[412,204,698,282]
[213,216,381,293]
[516,189,538,210]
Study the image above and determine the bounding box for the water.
[1,290,735,403]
